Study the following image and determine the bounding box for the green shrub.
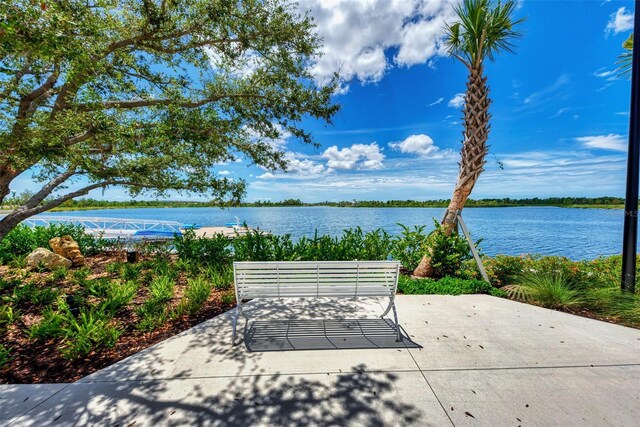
[174,229,231,266]
[504,271,580,309]
[149,275,174,303]
[232,230,286,261]
[398,275,502,296]
[390,224,428,271]
[212,267,234,290]
[149,256,178,279]
[481,255,526,287]
[8,256,28,269]
[427,220,474,279]
[120,263,143,281]
[61,308,122,360]
[136,299,168,331]
[86,277,112,298]
[0,224,104,264]
[52,266,69,281]
[101,281,138,315]
[221,290,235,305]
[581,287,640,324]
[72,267,91,286]
[0,344,11,368]
[176,276,212,315]
[105,262,124,276]
[11,282,38,304]
[31,287,59,306]
[0,305,19,329]
[28,307,66,340]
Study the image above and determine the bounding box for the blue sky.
[12,0,638,202]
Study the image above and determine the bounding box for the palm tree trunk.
[413,63,490,277]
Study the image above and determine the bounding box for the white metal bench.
[231,261,402,346]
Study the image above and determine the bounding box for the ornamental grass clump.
[503,271,580,309]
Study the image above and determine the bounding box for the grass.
[502,271,580,309]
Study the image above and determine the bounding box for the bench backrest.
[233,261,400,300]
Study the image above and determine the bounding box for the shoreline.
[0,204,625,213]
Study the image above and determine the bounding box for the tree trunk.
[0,210,28,242]
[413,62,490,277]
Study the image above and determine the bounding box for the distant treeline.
[24,196,626,210]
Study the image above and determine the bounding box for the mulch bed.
[0,253,235,384]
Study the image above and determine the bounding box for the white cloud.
[285,153,327,176]
[524,74,571,105]
[322,143,385,170]
[593,68,616,79]
[218,170,232,176]
[257,172,276,180]
[448,93,465,108]
[576,134,627,151]
[550,107,570,119]
[428,97,444,107]
[244,123,292,149]
[299,0,456,86]
[389,134,440,157]
[606,7,633,35]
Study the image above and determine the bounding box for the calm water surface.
[46,206,625,260]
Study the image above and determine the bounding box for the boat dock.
[23,216,262,240]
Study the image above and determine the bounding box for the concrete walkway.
[2,295,640,426]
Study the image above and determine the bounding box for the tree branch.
[76,93,266,111]
[0,59,33,99]
[23,166,78,209]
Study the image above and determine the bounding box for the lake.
[44,206,626,260]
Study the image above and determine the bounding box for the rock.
[49,235,85,267]
[26,248,72,270]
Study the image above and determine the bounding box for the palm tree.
[414,0,524,277]
[618,33,633,77]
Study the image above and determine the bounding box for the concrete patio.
[2,294,640,426]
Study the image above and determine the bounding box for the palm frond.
[444,0,524,66]
[616,33,633,78]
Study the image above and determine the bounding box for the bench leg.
[380,298,394,318]
[231,301,250,346]
[391,300,402,342]
[231,305,241,346]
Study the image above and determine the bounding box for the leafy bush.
[398,275,502,296]
[390,224,429,271]
[136,299,168,332]
[101,281,138,315]
[0,344,11,368]
[52,266,69,282]
[175,276,212,315]
[149,275,174,303]
[105,262,124,276]
[581,287,640,324]
[221,290,235,305]
[0,224,104,264]
[120,263,143,281]
[481,255,526,287]
[72,267,91,286]
[174,229,231,266]
[86,277,112,298]
[11,282,38,304]
[61,308,122,360]
[31,287,59,306]
[426,220,475,278]
[503,271,580,309]
[232,230,287,261]
[0,305,19,329]
[28,307,66,340]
